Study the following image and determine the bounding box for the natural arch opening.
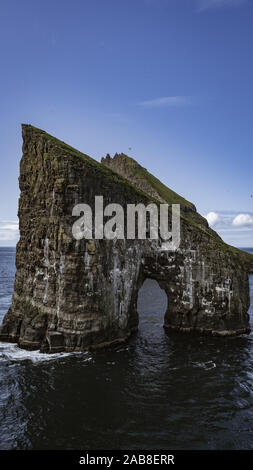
[137,279,168,335]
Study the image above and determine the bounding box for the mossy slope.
[22,124,253,269]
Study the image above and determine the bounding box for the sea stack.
[0,125,252,352]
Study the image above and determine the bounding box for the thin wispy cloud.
[197,0,247,12]
[138,96,192,108]
[0,223,19,231]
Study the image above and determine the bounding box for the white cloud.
[205,211,221,227]
[0,220,19,244]
[138,96,191,108]
[232,214,253,227]
[197,0,247,11]
[201,210,253,246]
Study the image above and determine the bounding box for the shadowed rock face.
[0,125,252,352]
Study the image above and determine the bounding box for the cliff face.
[101,153,209,229]
[0,125,252,352]
[101,153,197,209]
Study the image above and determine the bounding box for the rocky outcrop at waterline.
[0,125,252,352]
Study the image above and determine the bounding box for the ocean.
[0,247,253,450]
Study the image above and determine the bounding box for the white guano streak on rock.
[43,238,50,304]
[56,253,65,317]
[50,188,55,217]
[215,283,233,312]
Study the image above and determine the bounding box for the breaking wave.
[0,342,90,364]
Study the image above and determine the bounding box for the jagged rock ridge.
[0,125,252,352]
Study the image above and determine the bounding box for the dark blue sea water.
[0,247,253,450]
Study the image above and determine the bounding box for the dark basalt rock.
[0,125,252,352]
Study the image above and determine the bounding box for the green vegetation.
[22,124,157,202]
[22,124,253,266]
[116,153,195,209]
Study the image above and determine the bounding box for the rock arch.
[137,278,168,326]
[0,125,252,352]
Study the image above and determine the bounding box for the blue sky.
[0,0,253,247]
